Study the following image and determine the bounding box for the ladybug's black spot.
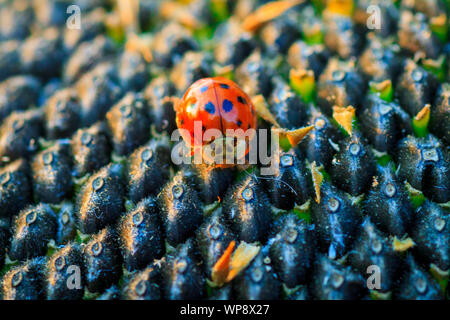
[248,124,251,129]
[180,119,184,125]
[205,102,215,114]
[223,99,233,112]
[200,86,209,93]
[219,83,229,89]
[237,120,242,127]
[237,96,247,104]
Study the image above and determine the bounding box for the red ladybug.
[175,77,257,151]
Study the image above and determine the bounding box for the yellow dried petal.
[371,79,392,92]
[290,68,314,83]
[325,0,354,17]
[333,105,355,135]
[311,161,323,204]
[212,240,236,286]
[242,0,304,32]
[117,0,139,32]
[414,104,431,121]
[226,242,260,282]
[253,95,280,127]
[393,237,415,252]
[125,34,153,62]
[285,126,315,147]
[272,125,315,148]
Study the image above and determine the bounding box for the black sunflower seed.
[357,36,402,82]
[395,255,443,300]
[76,163,125,234]
[170,51,214,94]
[2,257,46,300]
[360,94,411,153]
[9,204,57,261]
[122,262,162,300]
[195,210,235,272]
[396,134,449,203]
[323,15,364,59]
[0,159,32,218]
[20,28,64,80]
[268,214,316,288]
[34,0,71,27]
[214,19,256,67]
[0,2,34,41]
[302,106,341,168]
[287,40,331,79]
[411,201,449,272]
[158,170,203,246]
[76,62,123,127]
[55,203,77,245]
[0,75,41,121]
[269,77,307,129]
[45,88,81,139]
[363,165,413,237]
[63,8,106,51]
[0,109,43,162]
[234,246,281,300]
[264,150,311,210]
[118,198,164,271]
[83,227,122,293]
[106,92,150,156]
[46,243,84,300]
[311,182,361,259]
[429,83,450,145]
[71,122,111,177]
[64,35,117,84]
[152,22,199,68]
[163,238,205,300]
[396,59,438,117]
[317,59,366,116]
[188,163,234,205]
[31,141,73,203]
[117,50,150,92]
[223,175,272,243]
[144,76,177,134]
[398,11,441,59]
[127,139,171,203]
[0,40,22,81]
[330,131,376,196]
[349,217,401,293]
[311,254,367,300]
[235,50,274,99]
[260,9,301,55]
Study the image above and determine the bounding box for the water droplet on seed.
[280,154,293,167]
[208,224,222,240]
[251,267,264,282]
[172,185,184,199]
[91,242,102,256]
[92,177,104,192]
[327,197,340,212]
[384,183,396,198]
[242,187,254,201]
[54,256,66,271]
[11,271,22,287]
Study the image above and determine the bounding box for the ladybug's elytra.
[175,77,257,149]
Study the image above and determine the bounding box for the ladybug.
[175,77,257,164]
